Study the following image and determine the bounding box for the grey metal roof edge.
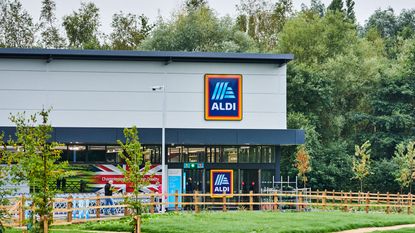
[0,48,294,64]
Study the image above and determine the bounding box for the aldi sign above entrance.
[210,170,234,198]
[205,74,242,121]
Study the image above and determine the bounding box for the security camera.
[152,86,164,91]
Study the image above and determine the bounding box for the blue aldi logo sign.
[210,170,234,198]
[205,74,242,121]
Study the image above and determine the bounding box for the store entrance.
[240,169,259,193]
[183,169,205,193]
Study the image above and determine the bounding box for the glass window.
[207,147,221,163]
[143,146,161,164]
[260,169,275,192]
[105,146,121,163]
[187,147,205,163]
[239,146,261,163]
[87,145,106,163]
[223,147,237,163]
[168,146,183,163]
[261,146,275,163]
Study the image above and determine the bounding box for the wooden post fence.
[19,194,25,227]
[175,190,179,213]
[365,192,369,213]
[273,192,278,212]
[408,193,412,215]
[67,195,73,223]
[150,193,154,214]
[96,193,101,218]
[195,191,200,213]
[249,191,253,211]
[386,192,390,214]
[222,191,227,212]
[322,190,327,211]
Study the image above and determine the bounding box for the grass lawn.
[6,211,415,233]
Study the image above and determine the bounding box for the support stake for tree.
[134,215,141,233]
[408,193,412,215]
[43,215,48,233]
[365,192,369,213]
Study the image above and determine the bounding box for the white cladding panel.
[0,59,287,129]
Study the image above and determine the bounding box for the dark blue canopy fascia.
[0,127,304,146]
[0,48,293,64]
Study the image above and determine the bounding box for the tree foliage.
[0,0,35,48]
[352,141,371,192]
[117,126,151,216]
[62,2,101,49]
[392,142,415,192]
[5,109,69,232]
[38,0,65,48]
[294,145,311,187]
[110,12,153,50]
[141,4,255,52]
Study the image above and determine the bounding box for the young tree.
[38,0,65,48]
[110,12,153,50]
[62,2,101,49]
[6,109,69,232]
[0,133,12,233]
[294,145,311,188]
[117,126,151,232]
[0,0,36,48]
[352,140,371,192]
[392,142,415,192]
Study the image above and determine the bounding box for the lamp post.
[152,85,166,213]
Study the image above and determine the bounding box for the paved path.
[337,224,415,233]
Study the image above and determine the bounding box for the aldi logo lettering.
[205,74,242,121]
[211,170,233,198]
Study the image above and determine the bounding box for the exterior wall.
[0,58,286,129]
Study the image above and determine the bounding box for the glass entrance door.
[183,169,205,193]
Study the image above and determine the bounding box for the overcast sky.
[20,0,415,34]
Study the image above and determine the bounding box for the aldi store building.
[0,48,304,195]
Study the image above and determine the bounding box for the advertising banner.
[167,169,182,209]
[210,169,233,198]
[63,164,162,194]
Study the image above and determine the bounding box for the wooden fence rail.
[3,190,415,227]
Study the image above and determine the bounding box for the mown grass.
[6,211,415,233]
